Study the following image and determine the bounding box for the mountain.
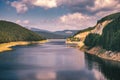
[34,31,67,39]
[74,12,120,37]
[31,28,78,39]
[67,12,120,51]
[30,28,50,32]
[0,20,45,43]
[30,28,67,39]
[84,12,120,51]
[54,30,79,36]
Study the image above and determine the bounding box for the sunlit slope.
[67,12,120,49]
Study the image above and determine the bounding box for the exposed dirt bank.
[86,47,120,62]
[66,40,120,62]
[0,40,48,53]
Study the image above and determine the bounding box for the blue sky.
[0,0,120,31]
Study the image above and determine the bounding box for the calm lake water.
[0,40,120,80]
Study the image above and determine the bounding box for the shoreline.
[66,40,120,62]
[0,40,48,53]
[65,40,84,48]
[86,47,120,62]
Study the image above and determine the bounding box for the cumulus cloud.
[59,13,97,29]
[32,0,57,8]
[58,0,120,30]
[9,0,120,31]
[23,20,30,24]
[68,0,120,15]
[87,0,120,13]
[11,1,28,13]
[59,10,120,30]
[11,0,120,14]
[16,20,30,25]
[11,0,57,13]
[10,0,93,13]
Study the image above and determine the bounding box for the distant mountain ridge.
[30,28,50,32]
[54,30,79,36]
[30,28,78,39]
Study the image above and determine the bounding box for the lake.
[0,40,119,80]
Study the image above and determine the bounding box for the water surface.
[0,40,119,80]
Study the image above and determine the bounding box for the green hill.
[0,20,45,43]
[84,12,120,51]
[73,27,95,36]
[98,12,120,23]
[75,12,120,37]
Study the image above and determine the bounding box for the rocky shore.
[86,47,120,62]
[66,40,120,62]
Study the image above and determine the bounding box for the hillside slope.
[85,15,120,51]
[67,12,120,48]
[67,12,120,62]
[0,20,45,43]
[66,27,94,47]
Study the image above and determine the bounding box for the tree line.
[84,16,120,51]
[0,21,45,43]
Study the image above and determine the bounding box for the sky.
[0,0,120,31]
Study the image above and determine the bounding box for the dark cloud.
[66,0,120,15]
[65,0,94,15]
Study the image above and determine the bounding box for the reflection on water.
[57,70,97,80]
[0,40,119,80]
[85,53,120,80]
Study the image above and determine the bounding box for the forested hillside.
[74,27,95,36]
[0,20,45,43]
[84,12,120,51]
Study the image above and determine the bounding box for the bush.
[68,36,81,42]
[84,33,100,48]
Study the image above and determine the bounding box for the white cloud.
[11,0,57,13]
[11,1,28,13]
[23,20,29,24]
[11,0,120,14]
[88,0,120,12]
[59,13,97,29]
[59,9,120,30]
[10,0,120,31]
[10,0,86,13]
[16,20,30,25]
[32,0,57,9]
